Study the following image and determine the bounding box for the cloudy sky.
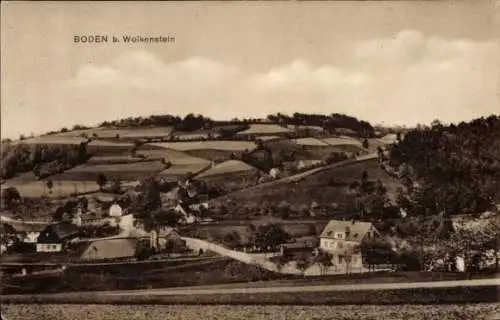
[1,1,499,139]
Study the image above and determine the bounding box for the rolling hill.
[209,157,401,217]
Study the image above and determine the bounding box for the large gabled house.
[319,219,380,269]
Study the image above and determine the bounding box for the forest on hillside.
[389,115,500,217]
[267,112,375,137]
[96,112,374,135]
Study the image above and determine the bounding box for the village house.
[148,227,185,252]
[174,201,197,224]
[36,222,81,252]
[319,219,380,270]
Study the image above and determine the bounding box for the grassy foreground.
[2,285,499,305]
[3,303,500,320]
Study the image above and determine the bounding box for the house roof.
[176,202,193,214]
[80,238,136,260]
[45,222,81,240]
[319,219,375,241]
[281,236,319,250]
[157,227,179,237]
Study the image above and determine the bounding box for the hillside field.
[196,160,257,179]
[54,127,174,139]
[17,136,88,146]
[52,161,166,181]
[196,169,260,195]
[321,137,363,147]
[86,155,146,165]
[86,140,135,155]
[292,137,329,146]
[210,158,400,211]
[148,141,256,152]
[2,180,100,198]
[158,164,211,181]
[236,124,292,136]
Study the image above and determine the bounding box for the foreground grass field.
[3,285,499,306]
[3,303,499,320]
[0,258,279,295]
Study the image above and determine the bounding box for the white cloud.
[3,30,498,139]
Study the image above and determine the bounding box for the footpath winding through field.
[182,237,300,274]
[182,237,369,276]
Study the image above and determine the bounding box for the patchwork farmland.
[164,141,257,162]
[141,146,213,181]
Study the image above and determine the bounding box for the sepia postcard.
[1,1,499,319]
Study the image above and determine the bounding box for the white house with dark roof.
[319,219,379,270]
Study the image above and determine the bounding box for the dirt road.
[99,278,500,297]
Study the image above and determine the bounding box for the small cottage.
[279,236,319,258]
[108,203,123,217]
[36,222,81,252]
[174,202,197,224]
[149,227,185,251]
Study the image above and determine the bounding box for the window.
[345,227,351,238]
[338,256,343,264]
[338,242,343,249]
